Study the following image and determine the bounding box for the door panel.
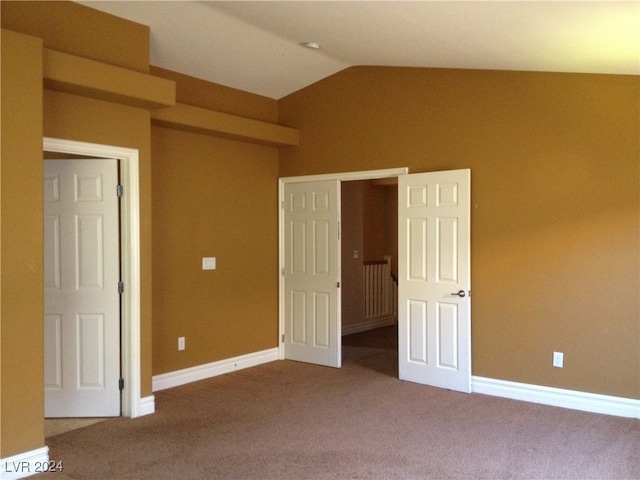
[44,315,63,389]
[283,180,341,368]
[44,159,121,417]
[398,169,471,393]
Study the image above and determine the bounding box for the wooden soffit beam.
[43,48,175,110]
[151,103,300,147]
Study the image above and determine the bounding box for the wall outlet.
[552,351,563,368]
[178,337,185,351]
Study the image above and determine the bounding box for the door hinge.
[337,221,341,240]
[117,184,124,197]
[118,281,124,294]
[281,267,285,276]
[281,334,285,343]
[281,200,286,210]
[119,378,124,391]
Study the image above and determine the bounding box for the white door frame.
[43,137,144,417]
[278,167,408,361]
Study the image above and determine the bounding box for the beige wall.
[2,3,285,451]
[0,28,44,459]
[1,0,638,463]
[151,66,277,123]
[1,4,284,457]
[1,0,156,458]
[148,68,281,374]
[151,126,279,374]
[363,183,398,272]
[279,66,640,400]
[341,181,365,329]
[1,0,149,73]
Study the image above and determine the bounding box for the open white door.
[282,180,341,368]
[44,159,121,417]
[398,169,471,393]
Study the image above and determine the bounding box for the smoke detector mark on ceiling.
[302,42,321,50]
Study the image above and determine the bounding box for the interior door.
[44,159,121,417]
[282,180,341,368]
[398,169,471,392]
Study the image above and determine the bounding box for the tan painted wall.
[151,67,277,123]
[1,29,44,458]
[341,181,365,329]
[151,127,279,374]
[148,68,282,374]
[1,1,156,458]
[279,66,640,399]
[1,1,637,462]
[1,3,284,451]
[363,183,397,270]
[1,0,149,73]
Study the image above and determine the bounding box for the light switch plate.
[202,257,216,270]
[553,351,564,368]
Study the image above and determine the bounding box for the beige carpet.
[37,328,638,479]
[45,418,108,438]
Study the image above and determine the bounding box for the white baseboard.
[1,447,49,480]
[472,376,640,419]
[137,395,155,416]
[342,316,395,336]
[152,348,279,392]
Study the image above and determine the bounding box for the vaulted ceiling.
[79,1,639,99]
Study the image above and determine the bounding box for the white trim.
[43,138,143,418]
[472,376,640,419]
[152,348,279,392]
[341,316,395,336]
[280,167,408,184]
[1,447,49,480]
[137,395,155,416]
[278,167,408,362]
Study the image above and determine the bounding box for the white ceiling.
[79,1,640,99]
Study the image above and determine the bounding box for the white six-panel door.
[398,169,471,393]
[283,180,341,368]
[44,159,121,417]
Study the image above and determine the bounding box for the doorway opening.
[43,137,146,419]
[340,178,398,376]
[279,167,472,393]
[278,167,407,370]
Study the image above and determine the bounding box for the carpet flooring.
[36,327,638,479]
[44,418,108,438]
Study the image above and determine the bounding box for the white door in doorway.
[398,169,471,393]
[282,180,341,368]
[44,159,121,417]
